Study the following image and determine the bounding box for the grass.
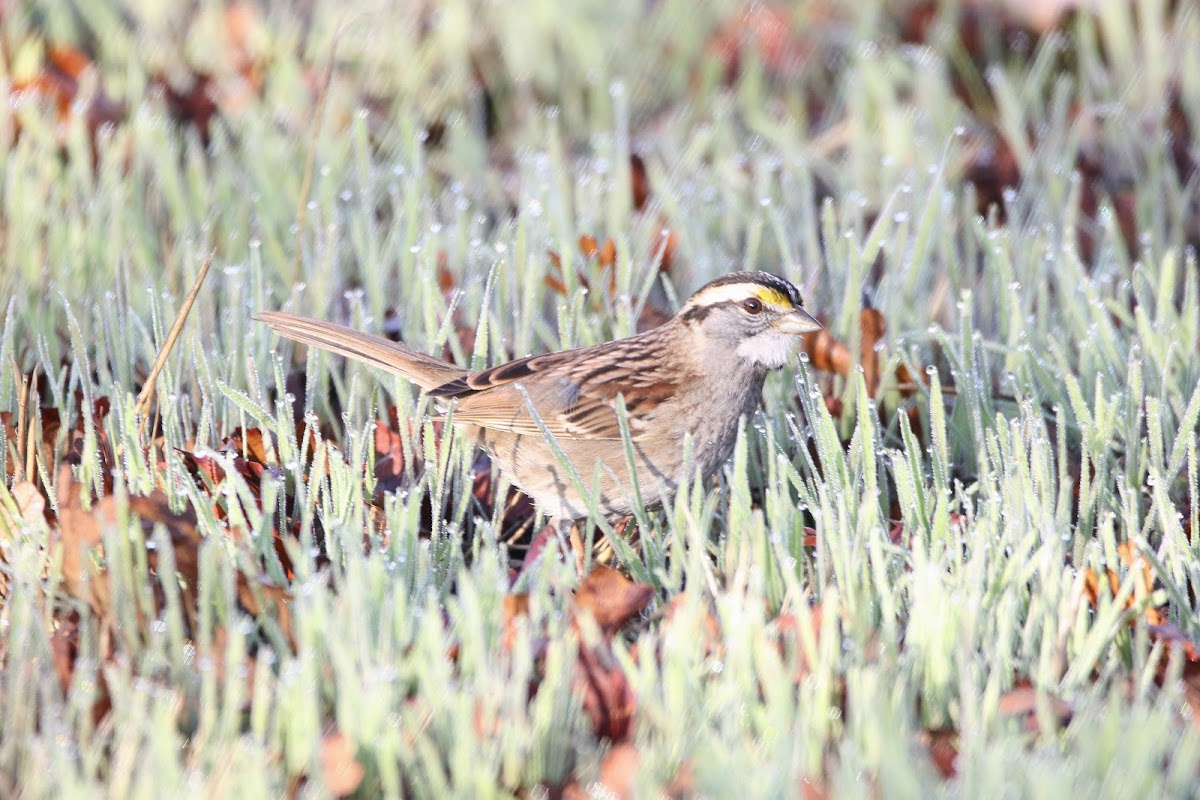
[2,0,1200,796]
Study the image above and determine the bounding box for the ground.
[1,1,1199,797]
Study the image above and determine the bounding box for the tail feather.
[254,311,468,392]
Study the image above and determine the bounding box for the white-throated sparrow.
[257,271,820,526]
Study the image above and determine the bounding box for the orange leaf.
[598,238,617,268]
[436,250,456,295]
[924,729,958,778]
[859,308,887,396]
[575,641,635,740]
[319,732,365,798]
[597,743,639,799]
[1082,540,1164,626]
[630,154,650,211]
[801,329,851,377]
[46,45,93,80]
[574,566,654,639]
[996,682,1073,733]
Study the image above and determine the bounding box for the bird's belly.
[467,425,682,521]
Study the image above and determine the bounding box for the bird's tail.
[255,311,468,392]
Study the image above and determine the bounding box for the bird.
[256,271,821,544]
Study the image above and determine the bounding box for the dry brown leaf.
[801,329,851,377]
[575,640,636,741]
[709,4,816,84]
[1147,621,1200,662]
[1082,540,1163,625]
[574,566,655,639]
[2,407,61,478]
[222,427,270,465]
[630,154,650,211]
[319,732,365,798]
[798,775,829,800]
[859,308,886,396]
[923,729,959,778]
[597,742,639,799]
[661,595,723,659]
[1,480,47,531]
[996,682,1073,733]
[9,43,125,150]
[52,465,292,642]
[776,605,824,682]
[501,594,531,652]
[55,465,111,617]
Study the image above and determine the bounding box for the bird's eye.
[742,298,763,315]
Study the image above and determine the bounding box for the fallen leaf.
[1147,621,1200,662]
[709,4,815,84]
[597,742,639,799]
[501,594,531,651]
[54,465,111,617]
[630,154,650,211]
[776,605,824,682]
[1082,540,1163,625]
[221,427,270,465]
[575,640,636,741]
[1,406,62,478]
[574,566,655,639]
[859,308,886,397]
[0,480,48,531]
[319,732,365,798]
[471,455,536,544]
[661,595,722,659]
[9,43,126,152]
[923,729,958,778]
[996,682,1073,734]
[801,328,851,377]
[798,775,829,800]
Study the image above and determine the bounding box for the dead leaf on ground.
[501,594,531,652]
[802,327,851,377]
[798,775,829,800]
[471,454,536,546]
[801,308,888,393]
[0,480,49,531]
[9,43,126,152]
[575,639,636,741]
[54,464,111,617]
[996,681,1073,734]
[1,406,61,478]
[221,427,271,465]
[776,605,825,682]
[708,4,820,84]
[1082,540,1163,625]
[545,234,674,330]
[858,308,886,396]
[630,154,650,211]
[574,566,655,639]
[660,595,723,659]
[51,464,293,643]
[1147,621,1200,662]
[923,729,959,779]
[320,732,365,798]
[595,742,640,799]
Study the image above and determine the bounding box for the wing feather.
[442,329,685,441]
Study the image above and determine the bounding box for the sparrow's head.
[679,271,821,369]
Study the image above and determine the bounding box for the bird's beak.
[775,307,823,334]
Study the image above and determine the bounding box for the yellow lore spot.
[753,287,794,309]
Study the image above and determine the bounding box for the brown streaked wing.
[443,333,683,441]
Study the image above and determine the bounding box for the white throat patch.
[736,329,796,369]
